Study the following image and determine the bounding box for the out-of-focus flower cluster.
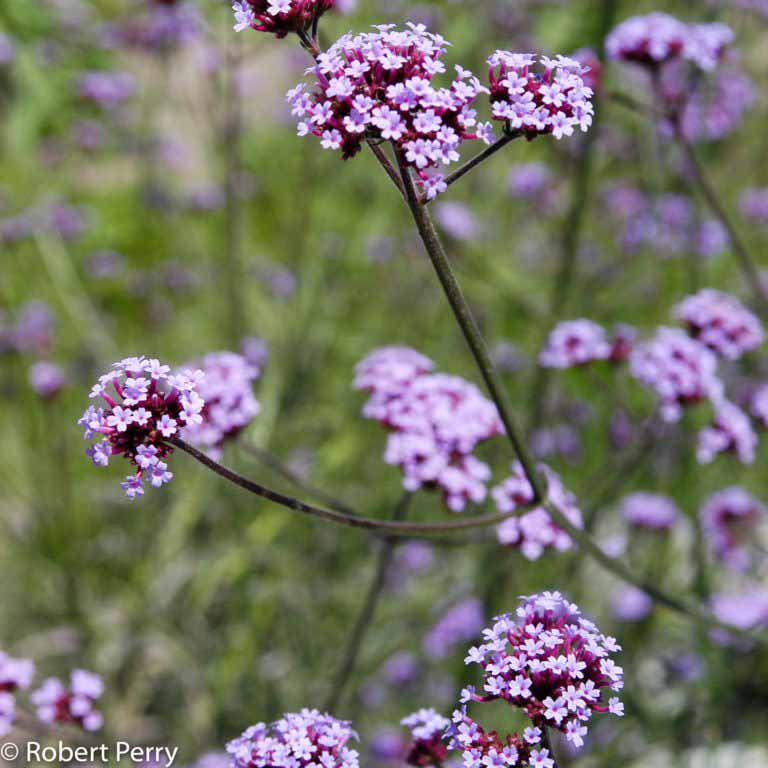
[487,52,594,140]
[232,0,335,38]
[80,356,205,499]
[355,346,502,511]
[494,462,583,561]
[700,487,765,571]
[227,710,359,768]
[31,670,104,732]
[539,320,632,369]
[449,592,623,767]
[423,598,484,658]
[606,13,733,71]
[675,289,764,360]
[287,24,493,200]
[401,708,449,766]
[179,351,262,458]
[0,652,35,737]
[620,492,679,532]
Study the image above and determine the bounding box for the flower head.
[629,327,723,422]
[232,0,334,38]
[77,71,136,108]
[0,652,35,693]
[700,486,765,571]
[424,598,484,658]
[696,401,757,465]
[401,708,450,766]
[31,669,104,732]
[80,357,205,499]
[606,13,732,71]
[287,24,492,199]
[494,463,583,561]
[28,361,66,400]
[619,492,679,532]
[539,320,611,369]
[750,383,768,428]
[448,592,623,768]
[675,289,763,360]
[227,710,359,768]
[179,352,261,458]
[487,52,594,139]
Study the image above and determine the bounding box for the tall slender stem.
[390,158,762,643]
[223,32,245,343]
[397,158,545,502]
[673,121,768,314]
[324,492,412,712]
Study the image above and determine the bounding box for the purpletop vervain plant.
[449,592,623,767]
[79,357,205,499]
[30,669,104,732]
[628,327,723,422]
[696,400,757,465]
[179,351,261,458]
[226,710,359,768]
[675,289,764,361]
[401,708,450,767]
[487,52,594,140]
[619,492,679,532]
[0,651,34,736]
[493,463,583,561]
[357,347,503,511]
[286,24,495,200]
[232,0,335,40]
[700,486,765,571]
[606,13,733,71]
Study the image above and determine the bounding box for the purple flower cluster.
[539,320,610,368]
[700,486,764,571]
[675,289,764,360]
[80,357,205,499]
[28,361,67,400]
[629,327,723,422]
[487,52,594,140]
[423,598,485,658]
[0,652,35,737]
[619,492,679,532]
[357,347,502,511]
[711,586,768,632]
[697,401,757,465]
[77,71,136,108]
[493,463,583,561]
[31,670,104,732]
[750,384,768,428]
[449,592,623,767]
[354,346,434,406]
[606,13,733,71]
[671,61,754,142]
[401,708,449,766]
[232,0,335,39]
[113,2,200,51]
[226,710,359,768]
[739,187,768,224]
[287,24,493,200]
[179,352,261,458]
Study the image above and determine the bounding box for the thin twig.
[367,141,407,200]
[441,130,522,192]
[673,122,768,313]
[240,440,358,517]
[324,492,412,712]
[169,437,544,536]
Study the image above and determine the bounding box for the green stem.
[324,492,412,712]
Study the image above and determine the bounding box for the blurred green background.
[0,0,767,765]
